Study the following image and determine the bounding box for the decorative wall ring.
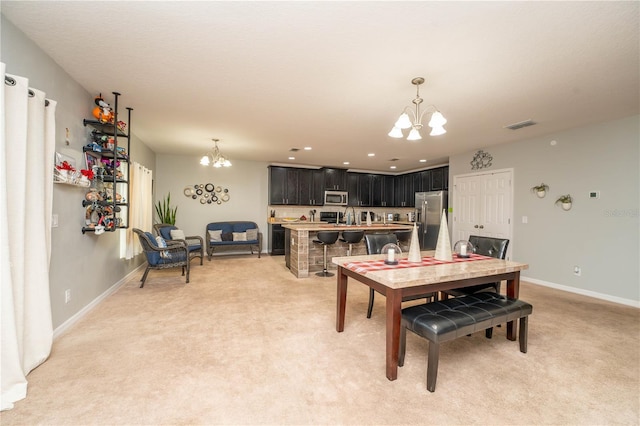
[205,183,214,192]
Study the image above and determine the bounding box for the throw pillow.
[221,232,233,241]
[233,232,247,241]
[170,229,186,240]
[246,228,258,241]
[208,229,222,242]
[155,236,171,259]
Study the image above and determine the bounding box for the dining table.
[332,251,529,381]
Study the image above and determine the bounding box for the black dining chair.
[441,235,510,298]
[364,233,436,318]
[440,235,509,338]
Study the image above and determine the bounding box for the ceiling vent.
[289,148,300,152]
[504,119,536,130]
[389,158,400,162]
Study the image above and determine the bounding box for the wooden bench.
[398,292,533,392]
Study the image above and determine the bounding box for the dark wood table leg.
[505,271,521,341]
[385,289,402,381]
[336,266,348,332]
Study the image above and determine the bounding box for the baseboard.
[522,275,639,308]
[52,264,146,340]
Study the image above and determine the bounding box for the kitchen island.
[281,222,414,278]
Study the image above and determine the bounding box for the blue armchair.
[133,228,190,288]
[153,223,204,265]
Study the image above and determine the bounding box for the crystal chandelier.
[388,77,447,141]
[200,139,232,168]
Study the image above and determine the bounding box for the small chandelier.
[388,77,447,140]
[200,139,232,168]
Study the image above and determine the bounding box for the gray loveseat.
[206,221,262,260]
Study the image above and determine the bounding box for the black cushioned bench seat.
[399,292,533,392]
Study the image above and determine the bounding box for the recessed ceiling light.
[419,159,427,163]
[343,161,350,165]
[368,153,375,157]
[304,147,312,150]
[288,157,295,160]
[390,166,397,169]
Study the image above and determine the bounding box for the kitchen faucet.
[343,206,356,225]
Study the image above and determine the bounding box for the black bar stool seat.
[339,230,365,256]
[313,231,339,277]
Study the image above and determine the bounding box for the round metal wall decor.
[183,183,231,205]
[470,150,493,170]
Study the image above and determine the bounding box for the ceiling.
[2,1,638,173]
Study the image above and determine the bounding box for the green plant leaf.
[155,192,177,225]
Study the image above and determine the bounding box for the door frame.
[451,168,514,260]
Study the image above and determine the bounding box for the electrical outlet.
[65,289,71,303]
[52,214,59,227]
[573,266,581,276]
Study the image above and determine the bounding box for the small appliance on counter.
[320,211,344,223]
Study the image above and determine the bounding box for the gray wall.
[449,115,639,304]
[154,155,269,242]
[2,16,156,329]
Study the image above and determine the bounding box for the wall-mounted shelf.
[81,92,132,234]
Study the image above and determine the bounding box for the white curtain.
[1,63,55,410]
[122,161,153,259]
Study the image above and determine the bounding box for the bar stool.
[339,230,365,256]
[313,231,339,277]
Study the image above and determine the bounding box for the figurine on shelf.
[92,94,114,124]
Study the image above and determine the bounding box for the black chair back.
[364,233,398,255]
[468,235,509,259]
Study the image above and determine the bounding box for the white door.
[452,169,513,259]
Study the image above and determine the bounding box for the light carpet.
[1,255,638,425]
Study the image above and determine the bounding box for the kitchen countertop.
[280,222,413,231]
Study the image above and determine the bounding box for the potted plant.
[555,194,573,211]
[155,192,178,224]
[531,183,549,198]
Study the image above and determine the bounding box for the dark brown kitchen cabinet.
[347,172,374,206]
[323,167,347,190]
[298,168,324,206]
[430,167,444,191]
[269,166,299,205]
[269,223,285,255]
[371,174,395,207]
[443,166,449,190]
[394,174,414,207]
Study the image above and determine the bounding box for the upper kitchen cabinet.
[298,168,325,206]
[443,166,449,190]
[430,167,444,191]
[371,174,395,207]
[269,166,299,205]
[323,167,347,190]
[394,173,414,207]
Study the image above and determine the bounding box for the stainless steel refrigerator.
[415,191,448,249]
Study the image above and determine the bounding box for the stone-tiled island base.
[282,223,413,278]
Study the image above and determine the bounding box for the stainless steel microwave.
[324,190,348,206]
